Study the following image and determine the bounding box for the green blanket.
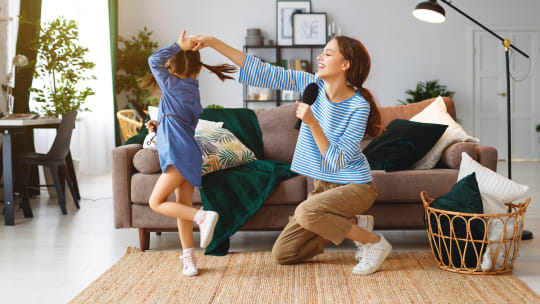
[199,109,296,255]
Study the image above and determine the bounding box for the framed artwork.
[276,0,311,46]
[292,13,327,46]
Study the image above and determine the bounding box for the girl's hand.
[145,120,158,132]
[295,101,316,126]
[177,30,198,51]
[188,34,214,51]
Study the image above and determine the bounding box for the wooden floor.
[1,162,539,303]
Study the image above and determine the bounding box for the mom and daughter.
[142,30,392,277]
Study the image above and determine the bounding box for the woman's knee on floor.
[271,242,300,265]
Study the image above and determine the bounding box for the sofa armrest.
[112,144,142,228]
[475,145,498,172]
[440,142,497,171]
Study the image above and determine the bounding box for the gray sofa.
[112,97,497,250]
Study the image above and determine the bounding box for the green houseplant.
[116,27,158,111]
[30,16,96,117]
[398,80,455,105]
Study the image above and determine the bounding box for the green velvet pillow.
[363,119,447,171]
[429,172,486,269]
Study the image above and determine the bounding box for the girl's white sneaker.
[180,252,198,277]
[198,210,219,249]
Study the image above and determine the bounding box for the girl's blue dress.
[148,42,203,187]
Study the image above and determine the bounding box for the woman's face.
[316,39,350,80]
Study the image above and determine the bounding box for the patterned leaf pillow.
[195,127,257,176]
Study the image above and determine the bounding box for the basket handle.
[420,191,434,208]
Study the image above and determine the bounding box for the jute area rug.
[70,248,540,304]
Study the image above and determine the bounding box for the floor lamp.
[412,0,533,240]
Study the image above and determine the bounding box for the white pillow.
[457,152,529,271]
[196,119,224,131]
[411,96,479,169]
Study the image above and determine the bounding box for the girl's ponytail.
[139,73,161,97]
[202,63,237,82]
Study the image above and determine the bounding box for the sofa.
[112,97,497,251]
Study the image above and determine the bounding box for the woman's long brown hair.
[333,36,383,138]
[139,50,237,97]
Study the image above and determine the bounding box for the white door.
[474,30,539,159]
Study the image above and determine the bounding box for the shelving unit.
[242,45,324,108]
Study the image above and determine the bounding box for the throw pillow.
[457,152,529,271]
[411,96,479,169]
[196,127,257,176]
[363,119,448,171]
[196,119,224,131]
[429,173,485,269]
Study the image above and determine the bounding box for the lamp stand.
[438,0,533,240]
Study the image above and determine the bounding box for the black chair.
[20,111,79,215]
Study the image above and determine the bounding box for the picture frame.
[276,0,311,46]
[292,12,327,46]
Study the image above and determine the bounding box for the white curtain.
[31,0,114,175]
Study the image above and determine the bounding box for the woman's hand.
[177,30,199,51]
[188,34,214,51]
[145,120,158,132]
[295,101,317,126]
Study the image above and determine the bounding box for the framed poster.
[276,0,311,46]
[292,13,327,46]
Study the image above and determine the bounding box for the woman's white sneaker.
[198,210,219,249]
[180,252,198,276]
[352,234,392,276]
[353,215,374,262]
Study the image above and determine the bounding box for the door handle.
[497,92,507,97]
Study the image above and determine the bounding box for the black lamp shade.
[413,0,446,23]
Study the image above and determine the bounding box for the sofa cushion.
[372,169,458,202]
[133,149,161,174]
[378,97,457,130]
[410,96,479,169]
[263,175,306,205]
[131,173,202,204]
[363,119,448,171]
[253,104,299,163]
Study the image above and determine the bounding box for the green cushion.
[429,172,486,269]
[363,119,447,171]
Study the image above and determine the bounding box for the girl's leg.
[148,166,197,221]
[175,182,195,250]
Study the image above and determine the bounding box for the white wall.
[119,0,540,134]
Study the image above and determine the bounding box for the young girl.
[140,31,237,276]
[189,34,391,275]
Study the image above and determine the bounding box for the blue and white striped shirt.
[238,54,373,184]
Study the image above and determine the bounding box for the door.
[474,30,539,159]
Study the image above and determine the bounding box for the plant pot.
[43,160,80,198]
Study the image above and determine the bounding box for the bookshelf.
[242,45,325,108]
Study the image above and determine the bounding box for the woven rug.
[70,248,540,304]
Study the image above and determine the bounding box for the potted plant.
[28,16,96,197]
[116,27,159,117]
[30,16,96,116]
[398,80,455,105]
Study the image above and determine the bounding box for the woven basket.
[421,191,530,275]
[117,109,144,141]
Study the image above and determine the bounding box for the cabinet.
[242,45,324,108]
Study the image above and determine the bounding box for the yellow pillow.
[195,128,257,176]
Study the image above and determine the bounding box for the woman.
[190,34,391,275]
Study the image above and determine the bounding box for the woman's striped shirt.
[238,54,372,184]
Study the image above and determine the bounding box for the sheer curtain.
[31,0,114,176]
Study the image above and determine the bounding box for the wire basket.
[421,191,530,275]
[117,109,144,141]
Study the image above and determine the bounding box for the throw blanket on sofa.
[199,109,296,255]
